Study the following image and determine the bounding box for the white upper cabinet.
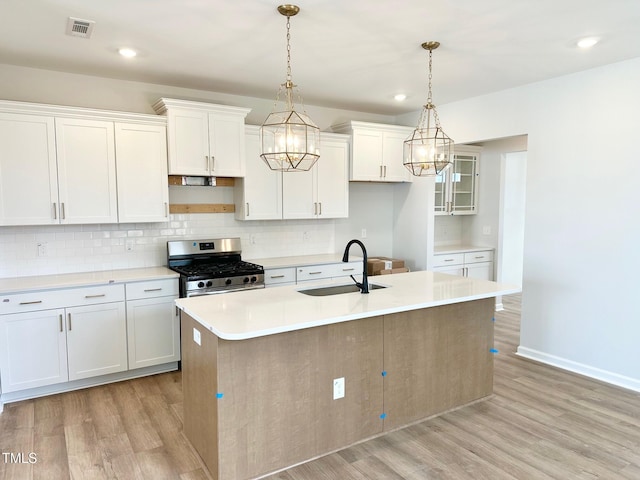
[435,145,481,215]
[236,129,349,221]
[55,118,118,224]
[153,98,250,177]
[282,133,350,219]
[0,100,170,226]
[115,123,169,223]
[332,121,413,182]
[235,126,282,220]
[0,112,58,225]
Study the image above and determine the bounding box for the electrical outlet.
[36,242,47,257]
[482,226,491,235]
[333,377,345,400]
[193,327,201,346]
[250,234,257,245]
[303,231,309,242]
[361,228,367,239]
[125,239,135,252]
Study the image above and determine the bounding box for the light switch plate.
[193,327,201,346]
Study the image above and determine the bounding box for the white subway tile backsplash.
[0,214,339,279]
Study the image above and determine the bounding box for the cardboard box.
[380,267,410,275]
[367,257,405,276]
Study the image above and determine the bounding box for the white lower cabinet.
[433,249,494,281]
[0,284,127,393]
[0,309,68,392]
[126,279,180,369]
[264,267,297,287]
[66,302,127,381]
[0,277,179,400]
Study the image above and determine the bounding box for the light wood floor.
[1,294,639,479]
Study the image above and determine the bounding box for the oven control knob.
[197,282,205,288]
[206,281,213,287]
[251,276,257,283]
[225,278,232,285]
[243,277,250,283]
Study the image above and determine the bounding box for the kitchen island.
[176,270,519,480]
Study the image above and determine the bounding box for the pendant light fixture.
[260,4,320,172]
[403,41,454,177]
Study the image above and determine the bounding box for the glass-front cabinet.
[435,146,481,215]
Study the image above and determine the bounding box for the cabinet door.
[66,302,127,381]
[115,123,169,223]
[235,127,282,220]
[0,113,59,225]
[208,113,245,177]
[451,152,478,214]
[127,296,180,369]
[351,129,383,181]
[433,265,465,277]
[316,137,349,218]
[282,167,316,219]
[0,309,68,392]
[55,118,118,223]
[465,262,493,281]
[382,131,412,182]
[166,108,210,175]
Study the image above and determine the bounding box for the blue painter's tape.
[193,242,197,246]
[380,413,387,420]
[216,393,224,399]
[381,371,387,377]
[492,317,496,322]
[490,348,499,354]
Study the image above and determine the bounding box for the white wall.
[433,57,640,391]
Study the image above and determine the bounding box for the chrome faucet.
[342,239,369,294]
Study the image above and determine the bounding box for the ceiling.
[1,0,639,115]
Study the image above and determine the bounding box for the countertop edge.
[0,267,179,295]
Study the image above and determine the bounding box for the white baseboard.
[516,347,640,393]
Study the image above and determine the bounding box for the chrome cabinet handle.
[444,259,455,262]
[53,203,57,220]
[342,268,355,272]
[383,165,387,178]
[19,300,43,305]
[85,294,106,299]
[68,313,72,331]
[319,202,322,215]
[61,203,66,219]
[246,202,250,217]
[270,275,285,279]
[211,156,215,172]
[309,271,322,275]
[144,288,162,292]
[165,202,169,216]
[205,155,209,170]
[59,314,63,332]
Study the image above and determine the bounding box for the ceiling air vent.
[66,17,95,38]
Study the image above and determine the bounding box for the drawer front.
[332,261,362,277]
[126,278,179,300]
[464,250,494,264]
[296,265,334,282]
[1,284,125,315]
[432,253,464,268]
[264,268,296,285]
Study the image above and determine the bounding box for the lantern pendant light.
[403,41,454,177]
[260,4,320,172]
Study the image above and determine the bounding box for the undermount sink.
[298,283,388,297]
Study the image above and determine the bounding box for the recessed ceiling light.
[394,94,407,102]
[118,47,137,58]
[577,37,599,49]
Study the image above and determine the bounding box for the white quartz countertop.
[176,270,520,341]
[434,245,494,254]
[246,253,362,269]
[0,267,178,295]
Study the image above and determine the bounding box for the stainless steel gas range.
[167,238,264,297]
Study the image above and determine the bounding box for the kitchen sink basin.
[298,283,388,296]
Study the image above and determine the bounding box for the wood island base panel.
[181,298,495,480]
